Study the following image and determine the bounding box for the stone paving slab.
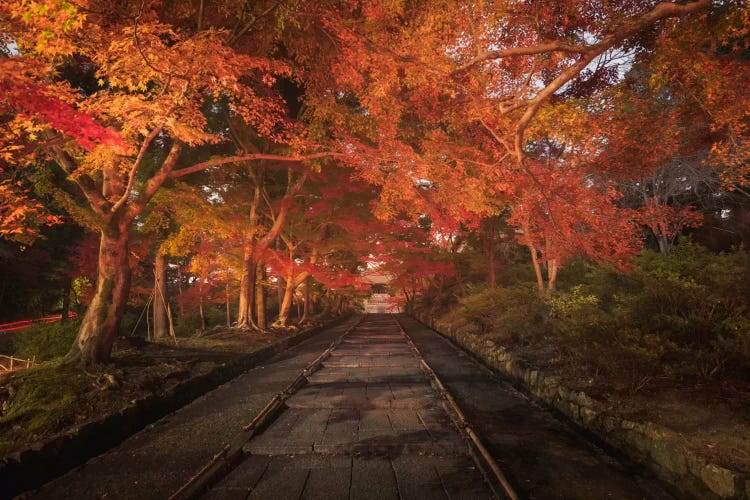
[208,454,492,500]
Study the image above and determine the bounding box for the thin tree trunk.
[225,274,231,327]
[300,276,312,324]
[277,267,296,326]
[544,238,557,292]
[333,295,342,315]
[198,281,206,331]
[548,258,558,292]
[60,275,72,322]
[277,278,284,311]
[657,234,670,255]
[177,265,184,319]
[256,264,267,330]
[153,252,168,339]
[146,294,151,341]
[317,290,332,318]
[237,183,261,328]
[237,250,254,327]
[64,226,131,366]
[166,303,177,344]
[529,244,545,292]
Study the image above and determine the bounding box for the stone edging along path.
[413,312,749,500]
[0,316,349,498]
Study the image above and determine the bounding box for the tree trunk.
[657,234,671,255]
[177,266,184,319]
[547,258,558,292]
[153,252,168,339]
[317,290,332,318]
[237,250,257,328]
[198,282,206,331]
[529,245,545,292]
[277,276,285,311]
[300,276,312,324]
[225,275,231,327]
[256,264,267,330]
[60,275,72,322]
[277,268,296,326]
[64,226,131,366]
[333,295,342,316]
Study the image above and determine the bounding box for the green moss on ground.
[11,320,81,361]
[0,325,297,458]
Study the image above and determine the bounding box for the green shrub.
[459,284,548,344]
[622,243,750,378]
[446,240,749,384]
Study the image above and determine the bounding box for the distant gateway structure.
[361,273,401,314]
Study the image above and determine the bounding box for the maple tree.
[285,0,718,291]
[2,0,745,368]
[0,1,336,365]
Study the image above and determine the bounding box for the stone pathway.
[32,314,683,500]
[33,317,363,500]
[205,316,493,500]
[399,316,680,500]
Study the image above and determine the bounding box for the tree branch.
[453,41,586,75]
[253,169,308,260]
[126,140,184,221]
[453,0,709,76]
[45,140,110,222]
[227,1,284,46]
[111,125,163,215]
[512,0,711,161]
[169,152,341,179]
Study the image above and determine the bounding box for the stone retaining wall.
[414,311,749,500]
[0,316,348,497]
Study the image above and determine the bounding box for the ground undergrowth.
[0,320,304,457]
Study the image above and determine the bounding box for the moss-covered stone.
[650,439,688,475]
[700,464,737,498]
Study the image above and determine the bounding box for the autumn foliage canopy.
[0,0,747,365]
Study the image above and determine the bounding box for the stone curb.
[0,316,349,498]
[413,312,749,500]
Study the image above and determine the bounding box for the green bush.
[453,241,750,384]
[622,243,750,378]
[459,284,548,344]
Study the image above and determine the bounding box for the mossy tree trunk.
[64,224,131,366]
[54,140,184,368]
